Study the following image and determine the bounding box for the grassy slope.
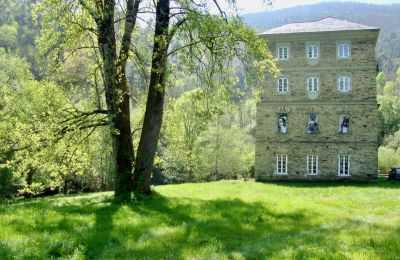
[1,180,400,259]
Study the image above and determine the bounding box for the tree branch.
[77,0,100,23]
[118,0,141,70]
[211,0,227,22]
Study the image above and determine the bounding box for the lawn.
[1,179,400,259]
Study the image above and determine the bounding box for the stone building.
[255,18,380,182]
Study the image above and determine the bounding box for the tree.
[132,0,276,195]
[35,0,141,201]
[35,0,276,199]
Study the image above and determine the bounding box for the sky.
[233,0,400,14]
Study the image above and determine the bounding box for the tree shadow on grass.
[117,194,400,259]
[118,195,324,258]
[1,193,122,259]
[2,192,400,259]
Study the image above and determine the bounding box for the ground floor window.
[276,154,288,174]
[338,156,350,176]
[307,155,318,175]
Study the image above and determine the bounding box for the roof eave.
[258,28,380,38]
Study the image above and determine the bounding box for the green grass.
[1,179,400,259]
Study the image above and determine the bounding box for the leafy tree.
[378,147,400,174]
[0,49,111,197]
[376,72,386,95]
[162,89,215,181]
[35,0,141,201]
[34,0,276,199]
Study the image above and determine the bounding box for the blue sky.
[234,0,400,14]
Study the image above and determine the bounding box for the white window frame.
[338,76,351,93]
[277,43,290,60]
[307,77,319,93]
[338,156,351,176]
[276,154,288,175]
[337,42,351,59]
[277,78,289,93]
[307,155,318,175]
[307,44,319,59]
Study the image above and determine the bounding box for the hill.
[243,2,400,78]
[1,180,399,259]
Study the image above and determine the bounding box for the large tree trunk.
[133,0,170,195]
[95,0,139,200]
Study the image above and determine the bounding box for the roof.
[259,17,379,36]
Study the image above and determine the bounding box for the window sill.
[337,175,351,177]
[276,173,288,175]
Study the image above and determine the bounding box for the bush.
[0,167,14,200]
[378,146,400,174]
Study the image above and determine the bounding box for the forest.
[1,0,400,201]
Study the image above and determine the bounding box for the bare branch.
[211,0,227,22]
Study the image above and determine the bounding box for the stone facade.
[255,18,380,182]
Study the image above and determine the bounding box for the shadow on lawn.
[3,192,400,259]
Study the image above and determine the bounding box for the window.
[307,44,319,59]
[276,154,288,175]
[338,76,351,93]
[337,43,350,58]
[277,113,288,134]
[307,114,319,134]
[277,78,289,93]
[277,44,289,60]
[338,156,350,176]
[307,77,319,92]
[307,155,318,175]
[339,114,350,134]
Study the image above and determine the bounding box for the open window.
[277,113,288,134]
[307,114,319,134]
[339,114,350,134]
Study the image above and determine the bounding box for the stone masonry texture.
[256,21,380,182]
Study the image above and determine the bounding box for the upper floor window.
[339,114,350,134]
[277,113,288,134]
[338,76,351,93]
[307,44,319,59]
[338,156,350,176]
[276,154,288,175]
[307,77,319,92]
[307,114,319,134]
[277,43,290,60]
[277,78,289,93]
[337,42,351,58]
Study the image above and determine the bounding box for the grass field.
[1,179,400,259]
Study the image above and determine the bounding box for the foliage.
[0,0,41,78]
[377,69,400,171]
[378,147,400,174]
[194,124,255,181]
[376,72,386,95]
[0,180,399,258]
[161,92,255,183]
[0,50,112,197]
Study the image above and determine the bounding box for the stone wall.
[255,30,379,182]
